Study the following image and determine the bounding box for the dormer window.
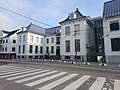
[69,13,76,20]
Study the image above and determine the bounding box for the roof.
[2,29,19,38]
[17,23,45,35]
[59,8,83,24]
[45,26,60,35]
[103,0,120,18]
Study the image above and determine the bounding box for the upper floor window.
[3,40,5,43]
[51,37,54,43]
[110,20,119,31]
[30,35,33,42]
[65,26,70,36]
[6,40,8,43]
[56,37,60,44]
[111,38,120,51]
[74,24,80,34]
[36,37,39,43]
[41,38,43,44]
[5,47,7,51]
[40,46,43,54]
[23,35,26,42]
[2,47,4,51]
[13,40,16,43]
[46,38,49,44]
[18,45,21,53]
[12,47,15,51]
[19,36,21,42]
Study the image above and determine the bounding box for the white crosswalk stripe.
[15,71,58,83]
[0,68,41,78]
[88,77,106,90]
[39,73,78,90]
[7,70,49,80]
[0,68,36,76]
[25,72,68,87]
[62,75,91,90]
[0,65,119,90]
[114,80,120,90]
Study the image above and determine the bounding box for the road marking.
[7,70,49,80]
[63,75,91,90]
[114,80,120,90]
[25,72,68,87]
[0,68,36,76]
[15,71,58,83]
[88,77,106,90]
[0,69,41,78]
[39,73,78,90]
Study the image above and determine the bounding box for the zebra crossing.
[0,65,119,90]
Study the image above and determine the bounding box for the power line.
[0,6,52,27]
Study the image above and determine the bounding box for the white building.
[59,8,94,61]
[16,23,61,59]
[103,0,120,63]
[16,23,45,59]
[0,29,19,59]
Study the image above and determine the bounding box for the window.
[65,26,70,36]
[12,47,15,51]
[51,37,54,43]
[51,46,54,54]
[75,24,80,31]
[35,46,38,53]
[40,46,43,54]
[30,35,33,42]
[36,37,39,43]
[29,45,33,53]
[111,38,120,51]
[2,47,4,51]
[23,45,25,53]
[65,40,70,52]
[110,21,119,31]
[18,45,21,53]
[3,40,4,43]
[13,40,16,43]
[46,46,49,54]
[75,39,80,52]
[65,56,70,59]
[23,35,26,41]
[56,37,60,44]
[46,38,49,44]
[6,40,8,43]
[5,47,7,51]
[19,36,21,42]
[41,38,43,44]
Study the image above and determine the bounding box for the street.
[0,61,120,90]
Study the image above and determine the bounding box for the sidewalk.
[0,59,120,70]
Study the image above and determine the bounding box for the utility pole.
[74,30,77,61]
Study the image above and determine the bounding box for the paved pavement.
[0,64,120,90]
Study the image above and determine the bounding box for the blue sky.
[0,0,109,30]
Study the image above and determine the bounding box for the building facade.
[0,30,19,59]
[103,0,120,63]
[59,8,94,61]
[92,17,105,62]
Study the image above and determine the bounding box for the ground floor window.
[65,56,70,59]
[74,56,81,59]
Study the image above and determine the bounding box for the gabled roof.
[2,29,19,38]
[103,0,120,18]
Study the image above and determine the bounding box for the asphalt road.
[0,61,120,90]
